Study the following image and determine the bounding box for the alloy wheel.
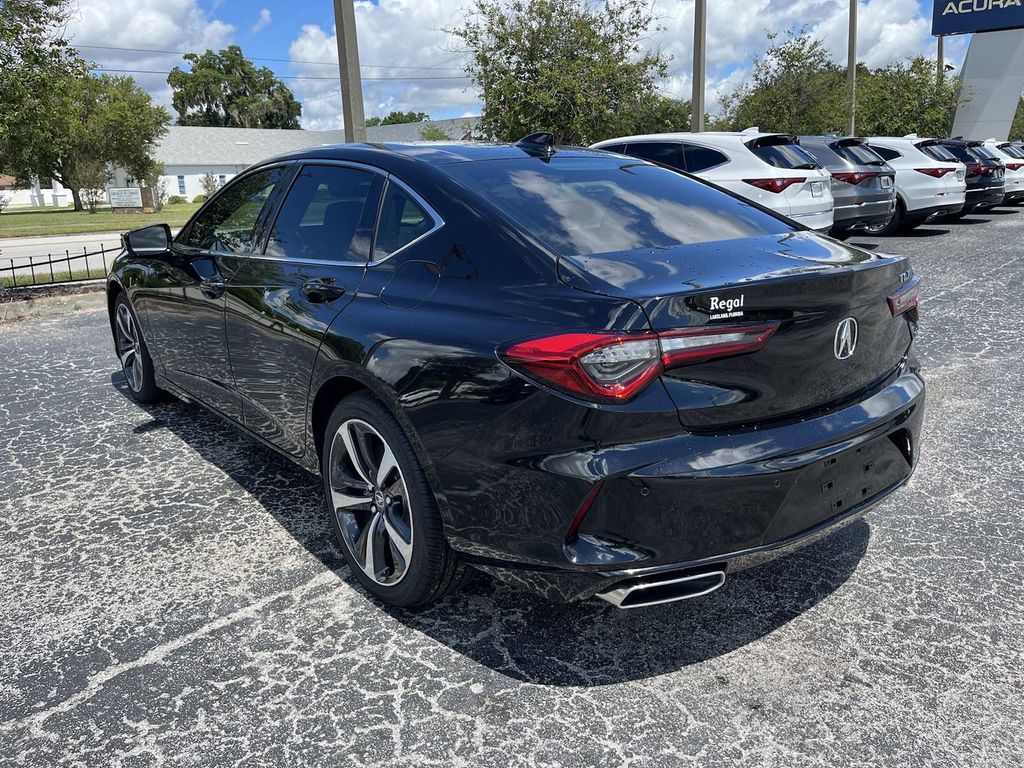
[115,303,144,392]
[328,418,414,586]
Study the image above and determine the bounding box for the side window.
[600,143,627,155]
[184,168,283,253]
[266,165,377,263]
[871,145,901,161]
[373,182,435,261]
[624,142,685,172]
[683,144,729,173]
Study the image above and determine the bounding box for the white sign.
[108,187,143,208]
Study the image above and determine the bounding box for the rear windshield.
[971,145,1000,161]
[1000,144,1024,159]
[921,143,965,163]
[444,156,792,256]
[748,142,821,170]
[832,142,886,166]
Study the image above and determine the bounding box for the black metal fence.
[0,242,119,290]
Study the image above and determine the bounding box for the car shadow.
[944,216,991,225]
[112,372,870,686]
[982,206,1019,214]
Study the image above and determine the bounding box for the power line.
[73,44,465,72]
[91,66,468,82]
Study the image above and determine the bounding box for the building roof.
[154,117,480,167]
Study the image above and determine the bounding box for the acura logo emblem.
[834,317,858,360]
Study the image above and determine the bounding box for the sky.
[61,0,971,131]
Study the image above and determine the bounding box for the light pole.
[937,34,945,85]
[847,0,857,136]
[333,0,367,142]
[691,0,706,132]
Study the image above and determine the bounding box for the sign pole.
[847,0,857,136]
[937,34,944,85]
[691,0,706,133]
[333,0,367,143]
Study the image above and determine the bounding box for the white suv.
[590,130,834,231]
[863,135,967,233]
[980,139,1024,203]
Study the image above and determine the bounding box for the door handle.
[302,278,346,303]
[200,275,227,298]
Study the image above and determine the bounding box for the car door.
[221,162,384,456]
[145,165,288,421]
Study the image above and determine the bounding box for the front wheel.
[322,392,467,608]
[113,294,162,403]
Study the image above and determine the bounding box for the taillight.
[743,177,805,193]
[1006,163,1024,171]
[500,323,780,403]
[914,167,954,178]
[967,163,989,175]
[832,171,879,185]
[888,276,921,320]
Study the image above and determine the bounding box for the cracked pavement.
[1,209,1022,767]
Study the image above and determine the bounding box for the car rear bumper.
[907,201,965,221]
[832,198,895,229]
[448,369,925,602]
[965,186,1005,209]
[789,207,834,232]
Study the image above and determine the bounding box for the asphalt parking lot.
[2,209,1023,767]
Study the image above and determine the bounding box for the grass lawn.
[1,267,105,289]
[0,203,199,238]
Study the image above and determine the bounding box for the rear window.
[832,142,885,166]
[748,142,820,169]
[920,143,963,162]
[971,146,1000,161]
[869,145,901,161]
[1001,144,1024,159]
[444,156,791,256]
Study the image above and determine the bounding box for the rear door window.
[683,145,729,172]
[621,142,685,172]
[266,165,378,263]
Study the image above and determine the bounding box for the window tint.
[971,146,1000,161]
[800,143,839,167]
[870,145,901,161]
[684,145,729,172]
[373,182,435,261]
[832,142,885,166]
[1001,144,1024,159]
[266,165,376,262]
[184,168,283,253]
[621,142,685,172]
[748,142,820,169]
[920,143,962,162]
[599,144,627,155]
[445,156,791,257]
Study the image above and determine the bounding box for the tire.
[113,294,162,403]
[321,392,466,608]
[860,200,904,236]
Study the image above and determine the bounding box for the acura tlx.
[107,135,924,609]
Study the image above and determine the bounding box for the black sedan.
[107,138,925,609]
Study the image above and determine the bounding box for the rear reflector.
[832,171,880,185]
[914,167,955,178]
[743,177,805,194]
[888,276,921,319]
[501,322,780,403]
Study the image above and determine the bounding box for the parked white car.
[863,135,967,233]
[590,129,835,231]
[980,139,1024,203]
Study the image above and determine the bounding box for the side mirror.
[123,223,172,258]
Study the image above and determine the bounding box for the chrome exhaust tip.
[596,570,726,609]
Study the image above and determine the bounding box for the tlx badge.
[708,294,745,320]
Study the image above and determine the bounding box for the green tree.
[1010,97,1024,141]
[200,172,220,198]
[451,0,670,145]
[720,33,846,134]
[367,110,430,126]
[419,124,451,140]
[168,45,302,129]
[1,73,168,211]
[856,57,963,137]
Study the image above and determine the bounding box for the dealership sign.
[933,0,1024,35]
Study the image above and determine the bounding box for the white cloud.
[66,0,234,116]
[251,8,272,35]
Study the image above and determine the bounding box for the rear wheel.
[322,392,466,608]
[113,294,162,403]
[860,200,904,236]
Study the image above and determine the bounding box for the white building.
[9,117,480,208]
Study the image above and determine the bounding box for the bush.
[167,195,187,205]
[192,194,207,204]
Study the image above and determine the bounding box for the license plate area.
[811,181,825,197]
[881,176,893,189]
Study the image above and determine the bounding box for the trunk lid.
[559,231,915,428]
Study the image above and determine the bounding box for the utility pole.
[937,34,945,85]
[691,0,706,132]
[847,0,857,136]
[333,0,366,142]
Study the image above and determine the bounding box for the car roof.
[255,141,606,169]
[591,131,792,148]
